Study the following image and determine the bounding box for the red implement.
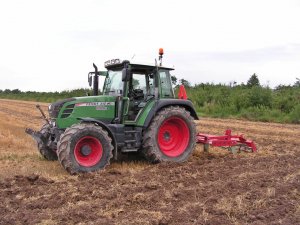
[197,129,257,153]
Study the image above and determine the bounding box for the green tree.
[11,89,21,94]
[247,86,272,107]
[247,73,260,87]
[294,78,300,87]
[179,78,191,88]
[132,78,140,89]
[171,75,177,86]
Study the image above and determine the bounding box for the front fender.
[77,118,115,143]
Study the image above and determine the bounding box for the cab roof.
[105,60,174,71]
[130,63,174,71]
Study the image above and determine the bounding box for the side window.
[159,70,174,98]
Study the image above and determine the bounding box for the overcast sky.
[0,0,299,91]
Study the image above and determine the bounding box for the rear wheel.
[57,123,113,174]
[142,106,196,163]
[38,124,58,161]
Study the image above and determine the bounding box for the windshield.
[103,70,123,95]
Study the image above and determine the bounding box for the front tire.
[57,123,113,174]
[142,106,196,163]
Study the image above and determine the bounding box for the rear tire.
[142,106,196,163]
[57,123,113,174]
[38,124,58,161]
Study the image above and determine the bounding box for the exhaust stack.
[92,63,99,96]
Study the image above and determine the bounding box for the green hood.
[54,95,117,129]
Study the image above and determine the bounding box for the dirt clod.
[26,174,39,182]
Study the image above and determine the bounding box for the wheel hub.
[158,116,190,157]
[80,145,92,156]
[163,131,171,141]
[74,136,103,167]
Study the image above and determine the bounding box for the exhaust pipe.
[93,63,99,96]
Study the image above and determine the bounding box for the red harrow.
[197,129,257,153]
[178,85,257,154]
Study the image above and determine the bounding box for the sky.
[0,0,299,91]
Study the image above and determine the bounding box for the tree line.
[173,74,300,124]
[0,88,91,103]
[0,74,299,123]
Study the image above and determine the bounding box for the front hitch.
[25,104,50,146]
[25,128,47,146]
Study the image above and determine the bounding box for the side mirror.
[88,73,92,87]
[122,68,131,82]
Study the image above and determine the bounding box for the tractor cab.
[88,51,176,123]
[104,62,174,121]
[103,62,174,99]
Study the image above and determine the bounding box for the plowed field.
[0,99,299,225]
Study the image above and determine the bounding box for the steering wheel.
[132,89,144,99]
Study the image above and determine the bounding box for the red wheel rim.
[158,117,190,157]
[74,136,103,167]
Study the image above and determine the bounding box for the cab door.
[158,69,174,98]
[124,72,155,123]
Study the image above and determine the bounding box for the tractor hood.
[50,95,117,129]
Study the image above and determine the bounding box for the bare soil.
[0,99,299,225]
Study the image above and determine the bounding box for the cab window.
[132,74,147,92]
[159,70,174,98]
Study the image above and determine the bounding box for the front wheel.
[57,123,113,174]
[142,106,196,163]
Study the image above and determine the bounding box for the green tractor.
[26,49,199,174]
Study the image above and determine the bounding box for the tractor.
[26,49,199,174]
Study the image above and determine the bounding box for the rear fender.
[143,99,199,128]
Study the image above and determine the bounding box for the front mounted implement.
[25,104,50,146]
